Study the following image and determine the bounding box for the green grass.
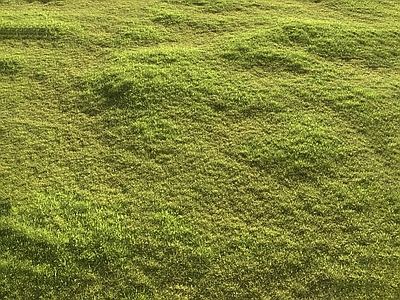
[1,0,400,299]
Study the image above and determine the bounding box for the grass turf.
[1,0,400,299]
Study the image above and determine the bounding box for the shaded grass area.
[1,0,400,299]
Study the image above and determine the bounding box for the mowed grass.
[1,0,400,299]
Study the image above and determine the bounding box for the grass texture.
[1,0,400,299]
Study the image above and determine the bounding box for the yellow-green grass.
[1,0,399,299]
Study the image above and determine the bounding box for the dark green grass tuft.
[0,24,62,40]
[0,20,79,41]
[234,114,346,181]
[162,0,265,13]
[0,55,24,75]
[116,25,169,46]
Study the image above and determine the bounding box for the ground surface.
[1,0,400,299]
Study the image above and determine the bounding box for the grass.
[1,0,400,299]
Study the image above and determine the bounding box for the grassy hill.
[1,0,399,299]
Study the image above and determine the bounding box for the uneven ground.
[1,0,400,299]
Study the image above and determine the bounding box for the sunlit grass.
[1,0,399,299]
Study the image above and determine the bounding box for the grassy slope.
[1,0,400,299]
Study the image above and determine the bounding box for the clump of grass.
[83,47,216,111]
[2,0,61,3]
[149,5,238,33]
[321,0,400,19]
[234,114,346,182]
[162,0,261,13]
[0,55,24,75]
[220,22,400,70]
[116,25,169,46]
[88,63,191,110]
[220,29,323,73]
[276,21,400,67]
[151,6,188,26]
[0,21,76,40]
[84,46,291,119]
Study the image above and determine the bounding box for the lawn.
[0,0,399,299]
